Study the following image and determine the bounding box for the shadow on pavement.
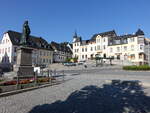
[29,80,150,113]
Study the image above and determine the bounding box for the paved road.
[63,66,150,76]
[0,67,150,113]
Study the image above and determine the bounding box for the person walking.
[84,62,87,68]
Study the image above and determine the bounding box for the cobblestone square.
[0,65,150,113]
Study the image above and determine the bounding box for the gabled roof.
[50,41,72,54]
[115,34,136,39]
[6,30,53,51]
[91,30,117,41]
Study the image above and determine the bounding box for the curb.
[0,81,62,98]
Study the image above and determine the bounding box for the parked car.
[63,62,76,66]
[77,62,84,65]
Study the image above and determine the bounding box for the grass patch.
[123,65,150,71]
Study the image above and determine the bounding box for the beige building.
[73,29,150,65]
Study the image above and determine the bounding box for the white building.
[50,41,72,63]
[0,30,53,69]
[72,29,150,65]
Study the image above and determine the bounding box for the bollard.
[47,70,50,82]
[62,70,64,81]
[50,70,52,84]
[54,69,56,76]
[16,71,20,89]
[34,71,37,86]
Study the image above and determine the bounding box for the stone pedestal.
[14,46,34,77]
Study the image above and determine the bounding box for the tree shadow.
[29,80,150,113]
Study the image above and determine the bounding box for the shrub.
[0,79,4,82]
[37,77,49,83]
[37,77,56,83]
[123,65,150,71]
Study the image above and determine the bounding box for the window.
[5,48,7,53]
[103,54,106,58]
[85,55,87,59]
[91,47,93,51]
[103,45,106,50]
[14,47,17,52]
[110,48,113,52]
[117,55,120,59]
[131,45,134,51]
[8,47,10,53]
[14,56,17,62]
[85,48,87,52]
[97,38,100,43]
[123,39,127,43]
[44,51,46,56]
[43,59,45,63]
[103,38,105,42]
[49,59,51,63]
[131,54,135,60]
[82,55,84,59]
[124,54,128,60]
[115,40,120,44]
[140,45,143,50]
[82,48,84,52]
[117,47,120,52]
[139,54,143,59]
[124,46,127,51]
[97,45,100,50]
[130,38,134,42]
[40,51,42,55]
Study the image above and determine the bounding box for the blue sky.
[0,0,150,43]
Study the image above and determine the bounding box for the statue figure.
[20,21,31,45]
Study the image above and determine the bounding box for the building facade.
[0,30,53,68]
[73,29,150,65]
[50,41,72,63]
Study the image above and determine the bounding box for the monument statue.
[20,21,31,45]
[14,20,34,77]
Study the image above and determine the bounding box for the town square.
[0,0,150,113]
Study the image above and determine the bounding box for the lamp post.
[148,42,150,66]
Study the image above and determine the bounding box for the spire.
[73,30,78,38]
[135,28,144,36]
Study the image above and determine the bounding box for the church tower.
[73,30,78,43]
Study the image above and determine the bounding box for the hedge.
[123,65,150,71]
